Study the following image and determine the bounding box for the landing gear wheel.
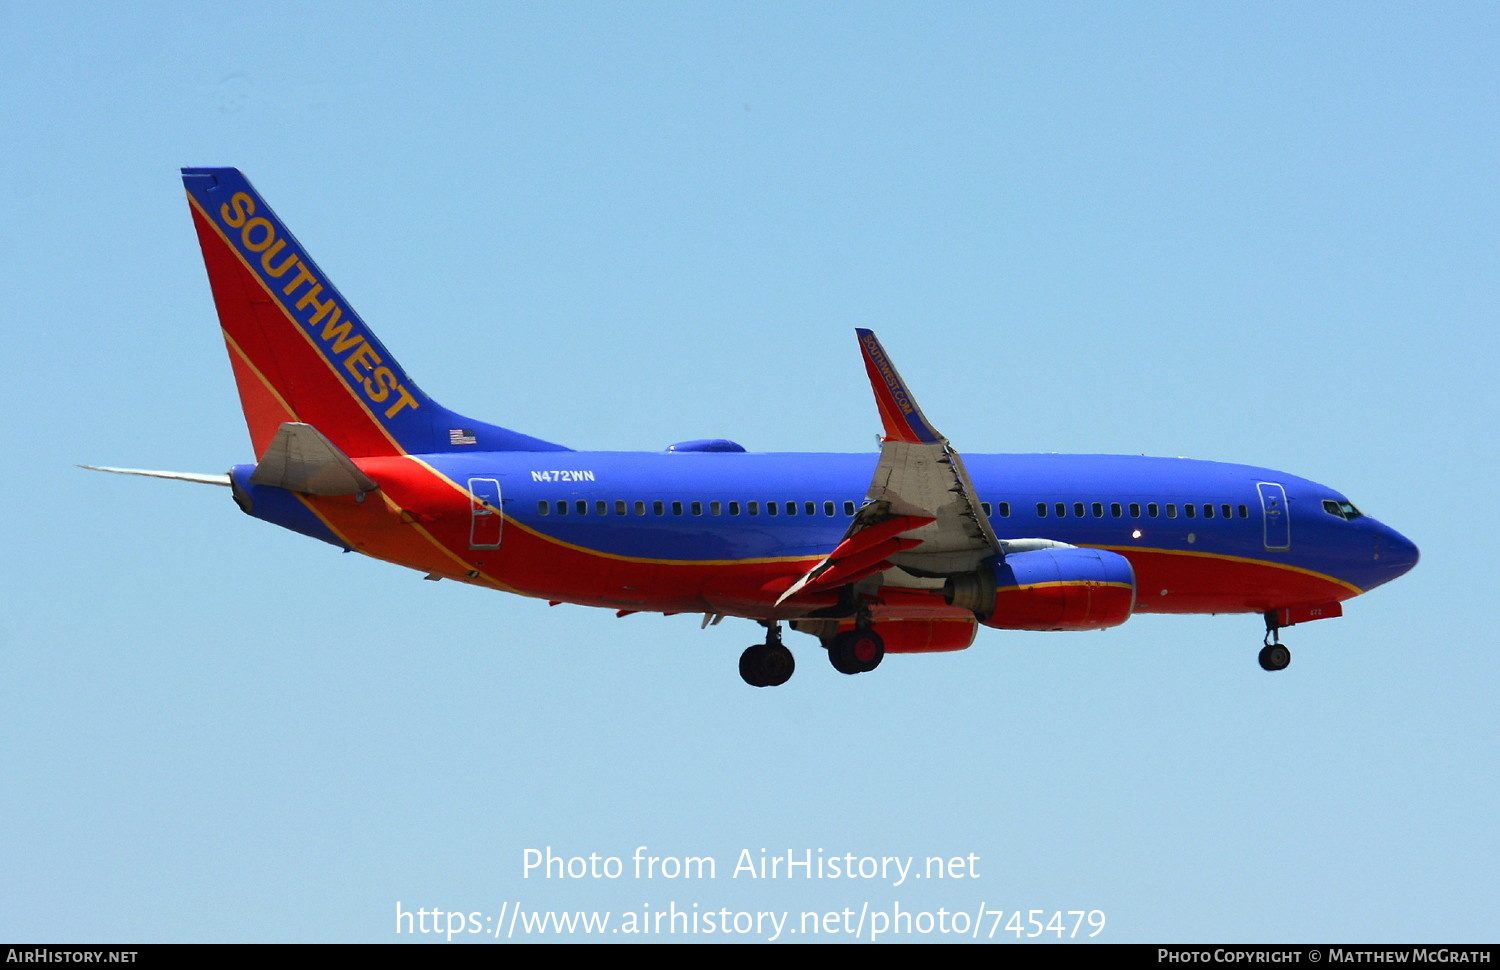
[1258,643,1291,672]
[1259,609,1290,673]
[739,643,794,687]
[828,630,885,675]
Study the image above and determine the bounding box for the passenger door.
[1256,482,1290,551]
[468,477,503,549]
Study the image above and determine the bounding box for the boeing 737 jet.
[86,169,1420,686]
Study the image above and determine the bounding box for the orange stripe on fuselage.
[351,457,824,613]
[1104,546,1360,613]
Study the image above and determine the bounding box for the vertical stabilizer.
[181,168,570,458]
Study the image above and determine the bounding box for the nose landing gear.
[1259,611,1291,672]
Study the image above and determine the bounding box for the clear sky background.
[1,2,1494,944]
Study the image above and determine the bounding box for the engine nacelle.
[945,547,1137,631]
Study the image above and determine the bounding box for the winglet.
[856,329,944,444]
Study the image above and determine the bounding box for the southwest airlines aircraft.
[88,169,1419,687]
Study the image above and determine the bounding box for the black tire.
[740,643,794,687]
[827,633,857,675]
[740,644,770,686]
[761,643,794,686]
[828,630,884,675]
[1258,643,1291,672]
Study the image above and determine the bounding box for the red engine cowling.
[945,547,1137,631]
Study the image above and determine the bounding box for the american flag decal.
[449,428,477,446]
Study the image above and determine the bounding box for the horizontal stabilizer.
[80,465,230,486]
[250,422,378,496]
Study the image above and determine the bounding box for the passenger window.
[999,502,1011,517]
[1074,502,1086,518]
[1203,504,1214,519]
[653,501,664,516]
[711,501,722,515]
[672,501,684,516]
[1091,502,1103,518]
[767,502,778,517]
[748,501,759,516]
[1221,504,1232,519]
[576,500,587,515]
[1055,502,1066,517]
[1238,505,1249,518]
[785,502,796,516]
[538,501,549,515]
[557,501,568,515]
[1037,502,1048,517]
[1111,503,1122,518]
[691,501,702,516]
[1185,505,1196,518]
[1166,504,1177,518]
[805,501,816,516]
[823,501,834,516]
[1148,503,1159,517]
[596,500,607,516]
[1130,503,1141,517]
[981,502,992,516]
[615,500,626,516]
[843,501,856,516]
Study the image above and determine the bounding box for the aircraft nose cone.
[1377,524,1420,579]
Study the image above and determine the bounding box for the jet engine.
[944,547,1137,631]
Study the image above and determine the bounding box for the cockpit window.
[1322,499,1364,521]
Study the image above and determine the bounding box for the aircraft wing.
[777,330,1000,605]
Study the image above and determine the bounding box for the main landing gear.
[1259,611,1291,672]
[827,627,885,676]
[737,621,888,686]
[739,623,795,688]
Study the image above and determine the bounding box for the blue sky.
[1,2,1494,943]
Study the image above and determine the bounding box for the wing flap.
[776,514,934,605]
